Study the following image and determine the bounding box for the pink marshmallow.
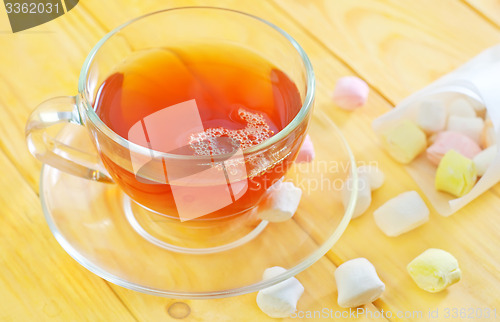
[332,76,369,110]
[296,134,315,163]
[426,131,481,165]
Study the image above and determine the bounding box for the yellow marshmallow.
[382,120,427,164]
[407,248,461,293]
[435,150,477,197]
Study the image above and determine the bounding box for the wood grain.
[61,2,389,319]
[0,0,388,320]
[1,0,500,321]
[0,151,135,321]
[269,0,500,319]
[0,5,103,191]
[272,0,500,103]
[464,0,500,27]
[44,163,383,321]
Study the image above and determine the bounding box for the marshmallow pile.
[381,96,497,198]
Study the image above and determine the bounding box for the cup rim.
[78,6,315,160]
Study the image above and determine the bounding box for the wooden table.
[1,1,500,321]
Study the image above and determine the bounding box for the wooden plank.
[267,0,500,319]
[78,2,499,320]
[324,174,500,321]
[272,0,500,103]
[0,4,105,191]
[0,151,135,321]
[0,1,387,320]
[0,81,41,190]
[40,121,384,322]
[110,260,385,322]
[464,0,500,27]
[2,0,500,320]
[293,36,500,322]
[66,3,388,319]
[66,0,388,319]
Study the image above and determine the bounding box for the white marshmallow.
[416,100,447,133]
[262,266,286,280]
[447,115,484,144]
[342,175,372,219]
[373,191,429,237]
[335,258,385,308]
[448,97,476,118]
[332,76,369,111]
[256,266,304,318]
[259,181,302,222]
[473,145,497,177]
[357,165,385,190]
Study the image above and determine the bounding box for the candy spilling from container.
[375,93,498,216]
[373,44,500,216]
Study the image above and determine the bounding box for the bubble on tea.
[189,108,274,156]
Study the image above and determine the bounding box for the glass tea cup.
[26,7,315,251]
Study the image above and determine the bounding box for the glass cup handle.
[25,96,113,183]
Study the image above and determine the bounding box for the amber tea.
[94,44,303,219]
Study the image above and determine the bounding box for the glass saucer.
[40,111,356,298]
